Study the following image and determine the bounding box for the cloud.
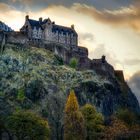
[1,0,134,12]
[0,2,14,12]
[124,59,140,66]
[0,2,25,30]
[91,44,123,70]
[79,33,94,42]
[128,71,140,104]
[74,2,140,33]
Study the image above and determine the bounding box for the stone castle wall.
[0,31,29,46]
[0,31,116,79]
[115,70,125,82]
[31,26,77,47]
[6,32,29,44]
[91,59,115,78]
[44,42,115,78]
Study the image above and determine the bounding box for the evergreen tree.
[64,90,86,140]
[81,104,104,140]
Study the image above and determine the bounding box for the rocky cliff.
[0,43,139,140]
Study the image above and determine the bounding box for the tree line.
[0,90,140,140]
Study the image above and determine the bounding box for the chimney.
[39,17,43,23]
[71,24,75,30]
[26,15,29,20]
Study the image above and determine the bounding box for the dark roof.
[28,19,42,29]
[28,18,77,35]
[52,24,77,36]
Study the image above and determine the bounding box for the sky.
[0,0,140,103]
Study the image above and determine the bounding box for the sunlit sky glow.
[0,0,140,102]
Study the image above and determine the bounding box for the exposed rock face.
[0,44,139,140]
[74,80,140,116]
[44,42,115,79]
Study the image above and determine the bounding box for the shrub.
[116,108,137,126]
[25,79,47,102]
[81,104,104,140]
[54,55,64,65]
[17,88,25,101]
[69,57,78,69]
[105,116,128,139]
[6,111,50,140]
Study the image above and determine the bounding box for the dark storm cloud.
[128,71,140,103]
[2,0,139,33]
[75,1,140,33]
[0,0,133,11]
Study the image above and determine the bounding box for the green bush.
[81,104,105,140]
[17,88,25,101]
[54,55,64,65]
[116,108,137,126]
[6,111,50,140]
[69,57,78,69]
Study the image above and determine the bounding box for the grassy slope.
[0,44,109,94]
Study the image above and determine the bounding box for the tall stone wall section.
[115,70,125,82]
[44,42,115,78]
[91,60,115,78]
[6,32,29,44]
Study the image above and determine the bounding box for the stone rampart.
[6,32,29,44]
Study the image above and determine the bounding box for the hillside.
[0,43,140,140]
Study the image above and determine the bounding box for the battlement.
[91,56,115,77]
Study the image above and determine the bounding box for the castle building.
[20,15,78,46]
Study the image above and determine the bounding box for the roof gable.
[28,19,42,29]
[52,25,77,36]
[27,18,77,36]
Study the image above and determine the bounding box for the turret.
[101,55,106,63]
[26,15,29,21]
[71,24,75,30]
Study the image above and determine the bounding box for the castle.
[0,15,125,79]
[20,15,78,47]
